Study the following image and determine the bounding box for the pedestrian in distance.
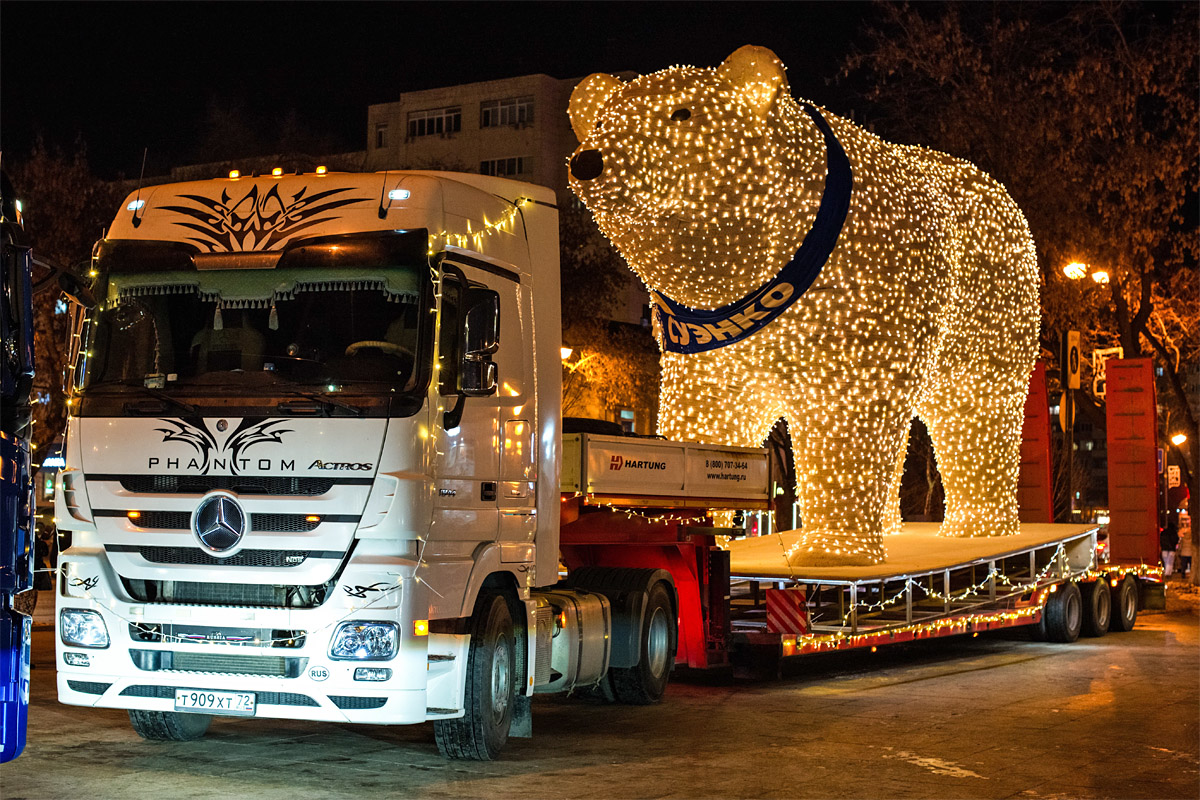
[1160,516,1179,578]
[1177,518,1193,578]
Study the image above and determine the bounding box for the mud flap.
[510,693,532,738]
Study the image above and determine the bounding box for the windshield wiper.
[278,389,364,417]
[108,382,200,416]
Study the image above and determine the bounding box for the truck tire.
[128,710,212,741]
[1043,582,1082,643]
[434,591,517,760]
[608,581,675,705]
[1080,580,1111,637]
[1109,575,1138,632]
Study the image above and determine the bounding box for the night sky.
[1,1,875,179]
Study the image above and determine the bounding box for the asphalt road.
[4,587,1198,800]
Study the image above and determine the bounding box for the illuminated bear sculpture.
[568,46,1040,565]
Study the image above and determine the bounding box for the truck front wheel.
[434,591,517,760]
[609,581,675,705]
[128,710,212,741]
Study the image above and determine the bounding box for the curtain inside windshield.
[86,269,425,391]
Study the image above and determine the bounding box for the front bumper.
[54,549,461,725]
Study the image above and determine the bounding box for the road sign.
[1168,465,1180,488]
[1063,331,1081,390]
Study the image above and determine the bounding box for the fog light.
[60,609,110,649]
[354,667,392,682]
[329,621,398,661]
[64,652,91,667]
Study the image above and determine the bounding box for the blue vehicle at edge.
[1,170,36,762]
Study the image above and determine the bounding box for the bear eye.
[670,107,691,122]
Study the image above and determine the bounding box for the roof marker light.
[388,189,410,201]
[272,167,283,177]
[127,199,145,211]
[315,166,327,175]
[229,170,240,179]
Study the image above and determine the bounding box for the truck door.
[431,256,534,556]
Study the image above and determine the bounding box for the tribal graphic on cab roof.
[160,184,368,252]
[152,417,293,475]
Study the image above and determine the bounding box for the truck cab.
[54,171,578,758]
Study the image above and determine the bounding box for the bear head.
[568,45,829,310]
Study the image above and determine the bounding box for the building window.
[616,409,636,434]
[407,107,462,138]
[479,157,532,177]
[481,96,535,128]
[375,123,388,149]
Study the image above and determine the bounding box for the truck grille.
[117,475,340,496]
[128,623,305,648]
[121,576,335,608]
[125,511,323,533]
[329,696,388,710]
[129,649,307,677]
[129,546,319,568]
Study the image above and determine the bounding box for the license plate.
[174,689,256,716]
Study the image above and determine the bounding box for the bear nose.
[570,149,604,181]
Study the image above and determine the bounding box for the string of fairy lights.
[568,45,1040,567]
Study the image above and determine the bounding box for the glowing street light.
[1090,270,1110,284]
[1171,433,1188,446]
[560,347,574,361]
[1063,262,1088,280]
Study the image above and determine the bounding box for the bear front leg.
[923,390,1024,538]
[784,397,912,567]
[656,352,785,448]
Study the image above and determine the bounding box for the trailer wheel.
[1081,580,1111,637]
[128,710,212,741]
[609,581,675,705]
[1043,582,1082,643]
[1109,575,1138,632]
[434,590,517,760]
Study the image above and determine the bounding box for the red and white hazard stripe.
[766,588,809,634]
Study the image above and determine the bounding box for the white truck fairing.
[54,171,561,728]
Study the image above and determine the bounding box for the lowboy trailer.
[560,430,1158,680]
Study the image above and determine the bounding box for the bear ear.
[569,73,625,142]
[716,45,790,117]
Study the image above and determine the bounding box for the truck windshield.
[81,245,431,395]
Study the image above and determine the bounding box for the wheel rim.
[646,606,670,679]
[1096,585,1111,625]
[489,634,511,720]
[1120,582,1136,621]
[1066,591,1082,633]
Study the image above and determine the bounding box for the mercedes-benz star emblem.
[193,494,246,553]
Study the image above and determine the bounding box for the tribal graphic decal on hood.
[154,417,293,475]
[159,184,368,252]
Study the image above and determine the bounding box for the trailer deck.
[727,522,1100,582]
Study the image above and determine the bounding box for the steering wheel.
[344,340,414,359]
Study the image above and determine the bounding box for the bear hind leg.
[923,392,1024,538]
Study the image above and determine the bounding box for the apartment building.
[364,73,578,205]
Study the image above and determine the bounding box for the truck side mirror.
[460,288,499,397]
[59,272,96,310]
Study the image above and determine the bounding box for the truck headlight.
[60,609,110,649]
[329,621,398,661]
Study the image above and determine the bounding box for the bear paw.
[781,532,886,567]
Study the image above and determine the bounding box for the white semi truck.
[52,170,1155,760]
[53,170,769,759]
